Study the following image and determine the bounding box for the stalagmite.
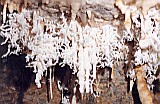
[135,66,153,104]
[111,64,114,80]
[129,79,134,92]
[49,67,53,99]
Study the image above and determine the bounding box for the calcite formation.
[0,0,159,103]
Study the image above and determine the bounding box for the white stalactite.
[0,2,159,100]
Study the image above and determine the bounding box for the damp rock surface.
[0,1,160,104]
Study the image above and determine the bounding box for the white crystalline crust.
[132,8,160,90]
[0,6,159,94]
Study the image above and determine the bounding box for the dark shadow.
[154,65,160,94]
[7,54,34,104]
[126,77,130,93]
[0,18,35,104]
[132,82,142,104]
[5,54,35,104]
[153,77,160,103]
[0,36,35,104]
[0,40,8,68]
[0,5,35,104]
[45,69,50,102]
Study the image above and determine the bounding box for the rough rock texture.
[0,1,160,104]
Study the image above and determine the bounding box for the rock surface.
[0,1,160,104]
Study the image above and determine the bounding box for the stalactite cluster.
[0,0,159,103]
